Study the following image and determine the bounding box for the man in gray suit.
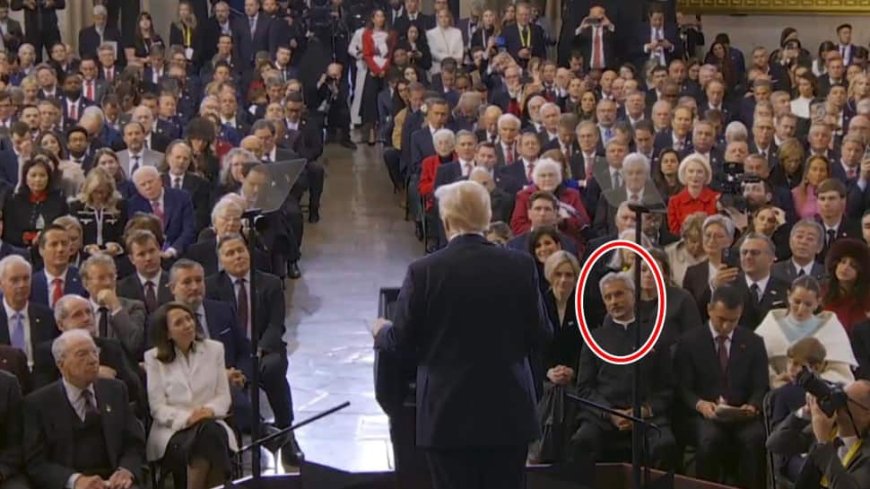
[80,254,146,361]
[117,121,163,178]
[772,219,827,284]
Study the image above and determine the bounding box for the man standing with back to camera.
[372,180,551,489]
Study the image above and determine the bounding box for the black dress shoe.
[308,208,320,223]
[287,262,302,279]
[280,434,304,469]
[340,140,358,150]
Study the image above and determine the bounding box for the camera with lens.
[796,367,849,417]
[717,163,757,213]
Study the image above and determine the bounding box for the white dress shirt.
[44,268,66,306]
[745,274,771,301]
[709,323,734,357]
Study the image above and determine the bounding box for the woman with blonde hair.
[792,154,830,219]
[777,138,806,189]
[170,0,201,68]
[69,167,128,257]
[666,155,720,234]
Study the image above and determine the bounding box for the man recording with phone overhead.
[768,379,870,488]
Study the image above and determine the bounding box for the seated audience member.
[664,212,706,287]
[469,167,514,224]
[128,166,196,258]
[816,178,861,262]
[767,380,870,488]
[772,219,827,283]
[93,148,137,199]
[80,254,147,360]
[0,369,25,489]
[0,211,27,262]
[666,154,719,235]
[205,233,302,466]
[674,285,768,489]
[69,167,128,258]
[769,337,828,426]
[144,303,236,489]
[506,191,578,256]
[2,155,68,248]
[168,259,253,429]
[184,195,271,276]
[31,295,145,411]
[527,226,567,293]
[730,233,790,329]
[572,272,676,468]
[0,255,57,369]
[484,221,512,246]
[682,214,736,318]
[53,216,86,270]
[160,139,212,233]
[23,329,145,489]
[117,230,172,314]
[823,238,870,334]
[757,275,857,388]
[418,128,457,214]
[30,224,88,307]
[511,158,589,244]
[593,152,659,236]
[791,155,829,220]
[639,248,702,351]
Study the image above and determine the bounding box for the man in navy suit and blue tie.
[128,166,197,258]
[372,181,550,489]
[30,225,88,308]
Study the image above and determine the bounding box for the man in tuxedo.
[22,329,145,489]
[816,178,861,261]
[205,234,302,468]
[129,166,197,257]
[0,255,57,369]
[80,255,146,361]
[161,141,211,233]
[232,0,276,68]
[572,271,676,467]
[30,225,88,308]
[78,4,121,60]
[674,285,769,489]
[575,5,616,71]
[773,220,827,284]
[503,3,546,67]
[372,181,549,489]
[11,0,63,63]
[116,230,172,315]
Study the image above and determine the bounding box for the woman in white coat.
[145,302,237,489]
[426,9,463,76]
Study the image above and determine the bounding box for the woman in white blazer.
[145,302,238,489]
[426,9,464,75]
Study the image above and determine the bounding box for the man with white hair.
[572,271,676,468]
[78,4,122,60]
[0,255,56,368]
[594,152,660,235]
[372,180,550,489]
[538,102,561,145]
[128,166,197,257]
[23,329,145,489]
[495,113,521,166]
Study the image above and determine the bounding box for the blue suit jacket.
[409,128,436,175]
[30,267,88,306]
[0,150,18,187]
[128,188,197,254]
[203,299,252,378]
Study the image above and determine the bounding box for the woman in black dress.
[125,11,164,67]
[69,167,128,258]
[399,24,432,73]
[169,1,203,70]
[2,156,68,249]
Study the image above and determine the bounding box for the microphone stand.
[242,208,264,481]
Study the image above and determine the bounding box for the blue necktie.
[9,313,24,351]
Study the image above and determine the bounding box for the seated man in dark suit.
[128,166,197,258]
[0,369,26,489]
[30,225,89,308]
[116,230,172,315]
[160,140,212,233]
[674,285,769,489]
[31,294,146,416]
[816,178,862,262]
[22,329,145,489]
[593,152,661,235]
[506,191,578,256]
[205,234,302,468]
[0,211,26,261]
[772,219,827,284]
[572,272,676,468]
[767,380,870,489]
[0,255,58,370]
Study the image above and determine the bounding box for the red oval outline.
[573,240,667,365]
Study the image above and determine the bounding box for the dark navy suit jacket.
[128,188,197,254]
[29,267,88,306]
[202,299,253,378]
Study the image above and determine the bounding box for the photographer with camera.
[768,378,870,489]
[316,62,356,150]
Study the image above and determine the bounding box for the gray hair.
[497,113,521,130]
[724,121,748,143]
[211,194,245,225]
[132,165,159,182]
[80,254,117,280]
[54,294,89,324]
[51,329,94,364]
[599,271,635,297]
[433,128,456,147]
[435,180,491,235]
[81,106,105,123]
[621,152,650,174]
[740,231,776,255]
[93,4,108,16]
[703,214,736,239]
[790,219,824,245]
[220,147,257,185]
[532,158,563,182]
[199,95,218,112]
[0,255,31,282]
[169,258,205,287]
[540,102,560,117]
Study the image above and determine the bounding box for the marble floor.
[281,143,420,473]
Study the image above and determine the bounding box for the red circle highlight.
[574,240,667,365]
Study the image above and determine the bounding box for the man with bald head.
[240,135,265,159]
[128,167,196,256]
[768,380,870,487]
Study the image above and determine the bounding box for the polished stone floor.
[281,143,420,473]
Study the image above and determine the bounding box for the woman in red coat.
[361,10,392,145]
[667,155,720,234]
[510,158,590,247]
[418,129,457,212]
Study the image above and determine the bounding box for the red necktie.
[151,200,165,226]
[506,145,514,164]
[526,162,535,181]
[592,27,604,69]
[69,102,78,121]
[86,82,94,101]
[51,278,63,307]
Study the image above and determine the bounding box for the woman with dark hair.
[705,41,738,89]
[812,40,837,77]
[576,90,598,122]
[823,239,870,333]
[94,148,136,199]
[125,12,164,66]
[185,118,221,183]
[399,24,432,73]
[639,248,702,352]
[145,302,236,489]
[361,9,392,146]
[2,156,68,248]
[527,225,564,292]
[790,73,817,119]
[652,148,683,201]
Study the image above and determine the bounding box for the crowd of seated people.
[368,0,870,487]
